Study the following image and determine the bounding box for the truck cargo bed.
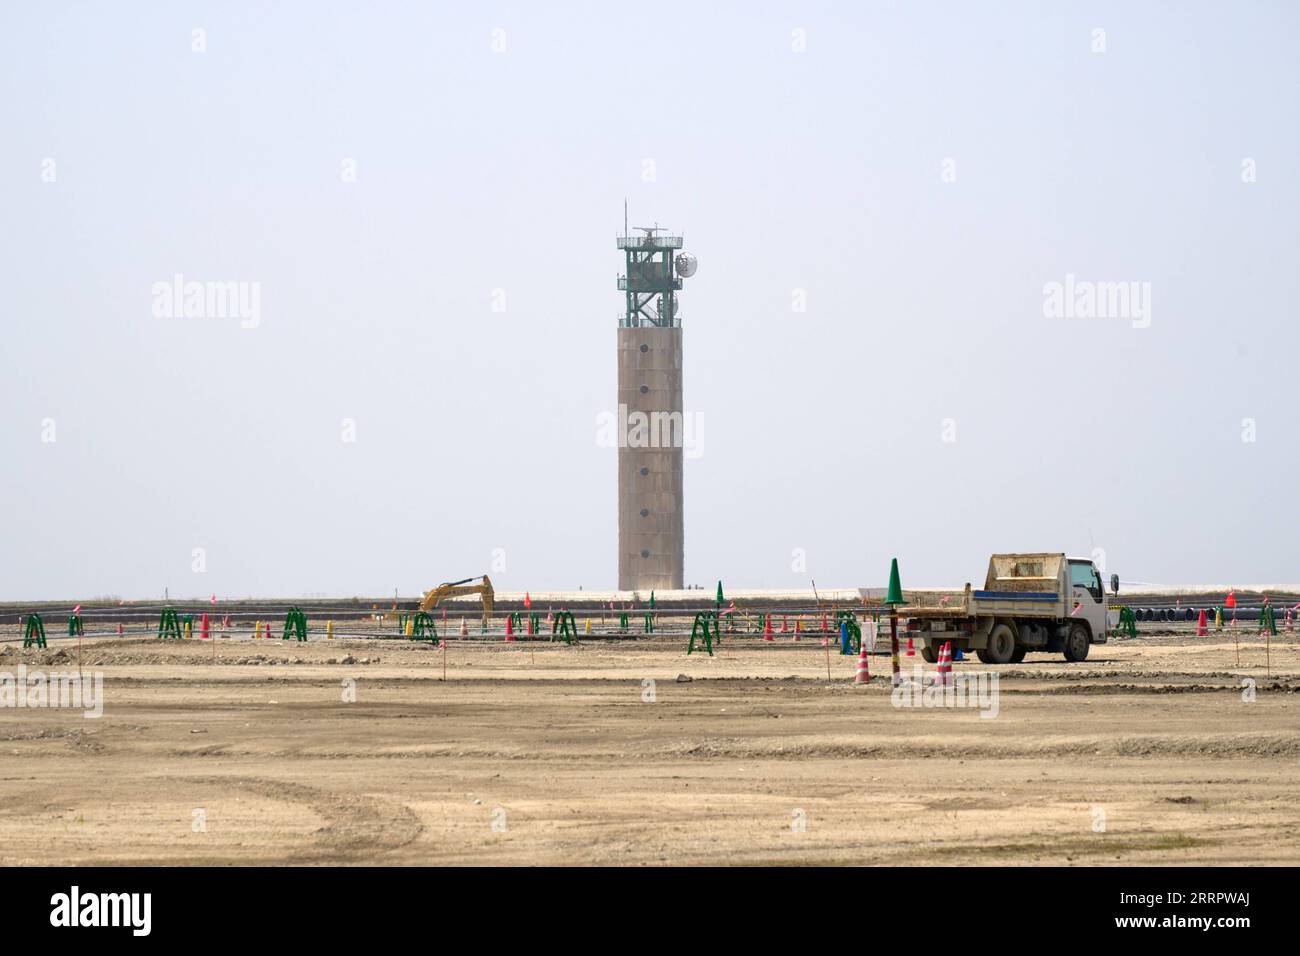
[899,554,1074,621]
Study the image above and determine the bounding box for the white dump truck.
[902,553,1113,664]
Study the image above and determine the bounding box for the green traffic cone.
[715,581,724,605]
[884,557,907,606]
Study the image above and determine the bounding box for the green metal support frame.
[1259,605,1278,636]
[158,608,184,641]
[23,614,47,649]
[411,611,438,642]
[1113,605,1138,639]
[551,611,578,645]
[283,607,308,642]
[687,612,719,657]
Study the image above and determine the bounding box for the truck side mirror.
[1110,573,1119,595]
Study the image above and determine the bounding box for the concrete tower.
[616,221,696,591]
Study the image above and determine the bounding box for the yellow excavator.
[419,574,494,628]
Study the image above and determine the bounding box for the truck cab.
[1065,556,1109,655]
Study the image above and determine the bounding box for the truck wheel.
[1064,623,1090,662]
[920,643,938,664]
[985,623,1016,664]
[1010,647,1026,663]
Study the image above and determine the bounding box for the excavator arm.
[419,574,494,627]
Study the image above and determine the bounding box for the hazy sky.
[3,2,1297,600]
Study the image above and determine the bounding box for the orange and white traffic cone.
[905,635,916,657]
[793,619,801,642]
[265,621,272,640]
[460,617,468,637]
[1196,608,1208,637]
[505,615,515,642]
[854,640,871,684]
[935,641,953,687]
[764,614,774,641]
[781,615,788,633]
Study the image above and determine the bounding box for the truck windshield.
[1069,562,1102,602]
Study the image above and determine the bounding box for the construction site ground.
[1,627,1297,865]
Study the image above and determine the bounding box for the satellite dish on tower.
[675,253,698,278]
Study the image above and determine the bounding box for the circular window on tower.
[639,384,649,394]
[639,467,649,476]
[640,549,650,559]
[640,508,649,517]
[639,344,648,353]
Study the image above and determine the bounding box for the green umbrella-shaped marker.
[715,581,724,606]
[884,557,907,606]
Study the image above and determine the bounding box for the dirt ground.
[1,628,1297,866]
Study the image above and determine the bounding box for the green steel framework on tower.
[617,226,683,329]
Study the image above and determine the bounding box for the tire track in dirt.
[155,729,1300,763]
[662,731,1300,760]
[1038,681,1298,695]
[178,775,424,863]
